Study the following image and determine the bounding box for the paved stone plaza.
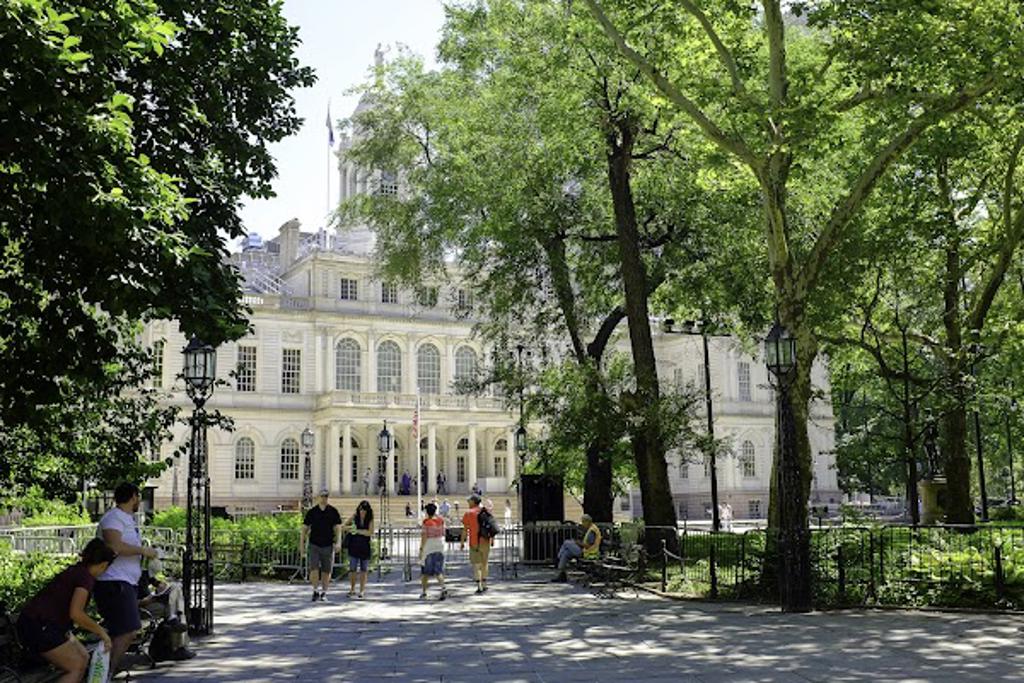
[133,571,1024,682]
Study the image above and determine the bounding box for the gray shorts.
[308,543,334,575]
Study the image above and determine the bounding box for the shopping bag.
[87,643,111,683]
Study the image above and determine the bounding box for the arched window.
[234,438,255,480]
[376,341,402,393]
[335,339,361,392]
[280,438,299,480]
[454,347,478,390]
[740,441,756,478]
[457,437,469,450]
[417,343,441,394]
[494,438,507,451]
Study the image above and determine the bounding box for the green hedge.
[0,542,74,612]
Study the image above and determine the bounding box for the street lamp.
[182,336,216,636]
[661,318,720,532]
[764,321,810,613]
[376,421,392,572]
[513,345,531,524]
[301,427,315,510]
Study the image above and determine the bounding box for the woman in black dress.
[343,500,374,598]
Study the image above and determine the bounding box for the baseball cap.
[467,493,482,504]
[319,488,329,496]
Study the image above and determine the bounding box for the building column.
[468,424,478,492]
[328,422,341,495]
[386,425,396,495]
[405,337,416,395]
[507,428,517,493]
[367,332,376,393]
[427,424,438,494]
[341,423,353,494]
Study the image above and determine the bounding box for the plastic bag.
[87,644,110,683]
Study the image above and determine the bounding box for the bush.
[0,542,75,612]
[2,487,91,527]
[989,505,1024,523]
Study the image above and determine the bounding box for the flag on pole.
[411,391,420,444]
[413,390,422,516]
[326,102,335,147]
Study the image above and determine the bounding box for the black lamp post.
[662,319,720,531]
[376,422,392,572]
[1007,396,1018,505]
[513,345,531,524]
[182,336,216,636]
[764,321,810,613]
[301,427,315,510]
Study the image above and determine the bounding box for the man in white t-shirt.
[95,482,158,675]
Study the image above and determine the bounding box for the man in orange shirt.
[459,494,490,593]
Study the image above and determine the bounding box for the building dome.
[242,233,265,252]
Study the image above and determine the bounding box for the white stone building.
[144,214,839,519]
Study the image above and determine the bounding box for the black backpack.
[477,508,500,540]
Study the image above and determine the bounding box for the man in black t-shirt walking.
[301,489,342,602]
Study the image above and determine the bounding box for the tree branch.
[799,77,998,296]
[678,0,749,101]
[583,0,760,172]
[969,127,1024,332]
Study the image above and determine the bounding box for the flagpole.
[326,99,333,219]
[415,391,422,520]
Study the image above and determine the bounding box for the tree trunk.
[605,120,678,552]
[541,237,617,523]
[583,439,614,523]
[939,237,974,524]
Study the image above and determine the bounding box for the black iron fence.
[6,521,1021,609]
[655,524,1024,609]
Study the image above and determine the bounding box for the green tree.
[0,0,313,422]
[342,2,728,532]
[0,0,313,497]
[585,0,1024,605]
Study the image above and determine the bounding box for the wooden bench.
[0,611,62,683]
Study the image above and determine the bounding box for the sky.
[236,0,447,246]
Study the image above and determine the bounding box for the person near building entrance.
[436,470,447,495]
[418,503,448,600]
[95,482,159,676]
[400,469,411,496]
[552,514,602,583]
[362,468,371,496]
[15,539,115,683]
[343,500,374,599]
[301,489,342,602]
[459,494,491,594]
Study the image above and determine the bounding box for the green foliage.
[0,0,313,499]
[0,542,75,612]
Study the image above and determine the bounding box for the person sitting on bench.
[15,539,115,683]
[552,514,602,583]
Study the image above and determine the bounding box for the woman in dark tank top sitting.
[16,539,116,683]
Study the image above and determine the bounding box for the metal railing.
[6,521,1020,608]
